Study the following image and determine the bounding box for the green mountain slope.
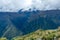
[0,27,60,40]
[12,27,60,40]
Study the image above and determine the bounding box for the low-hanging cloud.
[0,0,60,12]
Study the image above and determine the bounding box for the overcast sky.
[0,0,60,12]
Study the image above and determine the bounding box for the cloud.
[0,0,60,12]
[0,0,32,12]
[32,0,60,10]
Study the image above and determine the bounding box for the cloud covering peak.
[0,0,60,12]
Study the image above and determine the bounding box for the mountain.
[0,13,23,39]
[0,9,60,39]
[18,9,60,33]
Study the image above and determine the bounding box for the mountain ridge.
[0,9,60,39]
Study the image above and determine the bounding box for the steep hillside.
[0,10,60,39]
[13,27,60,40]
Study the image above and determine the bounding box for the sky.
[0,0,60,12]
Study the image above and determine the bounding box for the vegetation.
[0,37,7,40]
[12,27,60,40]
[0,27,60,40]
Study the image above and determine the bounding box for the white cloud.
[32,0,60,10]
[0,0,60,12]
[0,0,32,12]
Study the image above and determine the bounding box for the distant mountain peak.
[18,8,40,13]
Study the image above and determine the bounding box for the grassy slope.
[12,27,60,40]
[0,27,60,40]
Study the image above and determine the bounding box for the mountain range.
[0,9,60,39]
